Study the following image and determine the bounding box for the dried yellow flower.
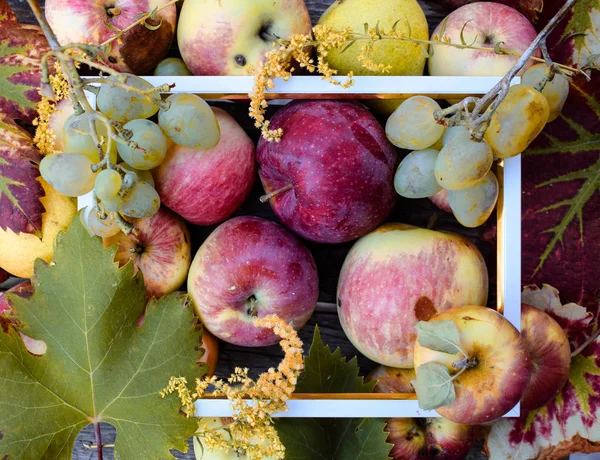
[162,315,304,460]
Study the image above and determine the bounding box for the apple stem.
[260,184,293,203]
[452,356,478,370]
[571,326,600,358]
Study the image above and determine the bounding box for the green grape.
[394,149,442,199]
[120,182,160,218]
[96,74,160,123]
[63,113,117,163]
[434,130,493,190]
[158,93,220,150]
[442,125,469,146]
[385,96,446,150]
[94,169,122,201]
[117,119,167,170]
[87,207,121,238]
[154,57,193,76]
[40,153,97,197]
[484,84,549,159]
[522,64,569,122]
[448,171,499,228]
[118,163,155,187]
[100,195,123,213]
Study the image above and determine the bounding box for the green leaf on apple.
[0,214,206,459]
[412,362,456,411]
[275,326,393,460]
[415,320,464,355]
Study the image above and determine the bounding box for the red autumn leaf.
[539,0,600,71]
[521,75,600,312]
[0,0,50,123]
[0,112,45,235]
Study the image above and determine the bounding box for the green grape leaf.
[276,326,392,460]
[522,77,600,311]
[0,112,45,235]
[0,0,50,123]
[0,215,206,459]
[554,0,600,70]
[416,320,463,355]
[412,362,456,411]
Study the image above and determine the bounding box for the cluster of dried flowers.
[162,315,304,459]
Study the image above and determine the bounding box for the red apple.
[45,0,177,74]
[103,207,191,299]
[177,0,312,76]
[187,216,319,347]
[367,366,415,394]
[154,107,256,226]
[366,366,477,460]
[337,224,488,368]
[201,327,219,377]
[257,100,398,244]
[413,305,532,425]
[429,189,451,213]
[520,303,571,412]
[0,281,46,355]
[428,2,540,77]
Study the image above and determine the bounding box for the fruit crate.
[81,75,521,419]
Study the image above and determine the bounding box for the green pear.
[317,0,429,77]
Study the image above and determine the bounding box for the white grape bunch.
[448,171,499,228]
[522,64,569,123]
[158,93,220,150]
[117,119,167,170]
[394,149,442,199]
[40,153,97,197]
[434,130,493,190]
[96,74,161,123]
[385,96,446,150]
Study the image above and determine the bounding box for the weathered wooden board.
[7,1,494,459]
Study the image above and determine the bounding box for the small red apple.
[187,216,319,347]
[257,100,398,244]
[201,327,219,377]
[154,107,256,226]
[103,207,191,299]
[0,281,46,355]
[413,305,532,425]
[45,0,177,74]
[366,366,477,460]
[520,303,571,412]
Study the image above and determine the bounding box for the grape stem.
[93,422,103,460]
[464,0,580,140]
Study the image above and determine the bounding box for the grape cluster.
[40,74,220,238]
[386,63,569,228]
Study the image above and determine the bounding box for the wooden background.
[6,1,504,459]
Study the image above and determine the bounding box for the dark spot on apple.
[414,296,437,321]
[337,298,342,309]
[0,431,3,440]
[246,295,259,317]
[234,54,247,67]
[108,56,118,64]
[483,35,494,45]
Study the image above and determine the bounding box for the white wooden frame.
[81,76,521,418]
